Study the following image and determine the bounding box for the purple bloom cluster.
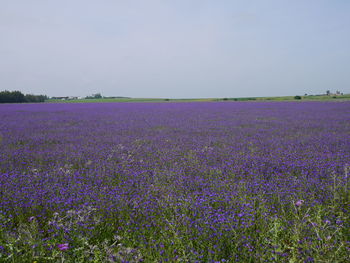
[57,243,69,251]
[0,101,349,261]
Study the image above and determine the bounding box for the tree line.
[0,90,48,103]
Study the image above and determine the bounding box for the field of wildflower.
[0,101,349,262]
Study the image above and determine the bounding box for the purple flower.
[57,243,69,251]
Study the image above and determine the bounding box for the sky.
[1,0,350,98]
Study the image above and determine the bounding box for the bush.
[294,95,302,100]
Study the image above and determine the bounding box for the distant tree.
[0,90,25,103]
[294,95,302,100]
[0,90,47,103]
[12,91,25,102]
[85,93,103,99]
[326,90,330,96]
[25,94,47,102]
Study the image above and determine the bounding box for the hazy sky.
[1,0,349,98]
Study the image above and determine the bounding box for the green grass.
[46,98,214,103]
[46,94,350,103]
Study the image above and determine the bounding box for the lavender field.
[0,101,349,262]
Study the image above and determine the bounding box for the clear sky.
[1,0,349,98]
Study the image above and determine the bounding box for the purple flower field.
[0,101,349,262]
